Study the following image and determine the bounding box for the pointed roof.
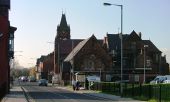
[64,35,97,62]
[60,13,68,27]
[127,30,141,41]
[107,30,161,53]
[64,37,90,62]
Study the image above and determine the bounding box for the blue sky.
[9,0,170,68]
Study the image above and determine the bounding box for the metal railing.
[91,82,170,102]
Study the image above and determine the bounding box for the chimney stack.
[138,32,142,39]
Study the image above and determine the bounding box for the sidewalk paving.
[1,86,27,102]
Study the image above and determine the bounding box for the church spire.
[56,13,70,40]
[60,13,68,27]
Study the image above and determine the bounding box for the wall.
[0,6,10,94]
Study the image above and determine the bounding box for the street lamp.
[143,45,148,84]
[103,2,123,95]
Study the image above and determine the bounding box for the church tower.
[54,13,71,75]
[56,13,70,40]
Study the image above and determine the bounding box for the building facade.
[36,53,54,82]
[105,31,169,83]
[0,0,17,97]
[64,35,112,83]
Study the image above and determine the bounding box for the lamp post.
[103,2,123,95]
[99,68,102,81]
[143,45,148,84]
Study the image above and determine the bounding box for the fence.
[92,82,170,102]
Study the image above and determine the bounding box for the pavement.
[1,86,27,102]
[1,85,146,102]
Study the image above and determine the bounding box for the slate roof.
[107,31,161,53]
[57,38,103,55]
[64,37,91,62]
[107,34,128,51]
[143,40,161,52]
[64,35,103,62]
[57,39,83,54]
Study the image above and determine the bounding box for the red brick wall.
[0,13,9,91]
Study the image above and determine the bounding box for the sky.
[9,0,170,68]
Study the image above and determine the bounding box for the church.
[54,13,112,85]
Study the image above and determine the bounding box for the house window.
[156,54,159,62]
[8,32,14,58]
[131,42,136,50]
[84,59,94,71]
[88,60,94,70]
[146,60,151,67]
[134,75,139,82]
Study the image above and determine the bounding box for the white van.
[150,75,170,84]
[150,76,165,84]
[162,75,170,84]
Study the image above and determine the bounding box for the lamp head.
[103,3,112,6]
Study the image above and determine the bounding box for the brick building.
[105,31,169,83]
[0,0,17,97]
[64,35,112,83]
[36,53,54,81]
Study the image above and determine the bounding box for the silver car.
[38,79,48,86]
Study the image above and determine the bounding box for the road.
[19,82,113,102]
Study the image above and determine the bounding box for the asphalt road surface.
[20,82,113,102]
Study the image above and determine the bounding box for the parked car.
[38,79,48,86]
[29,76,36,82]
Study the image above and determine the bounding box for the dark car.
[29,76,36,82]
[38,79,48,86]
